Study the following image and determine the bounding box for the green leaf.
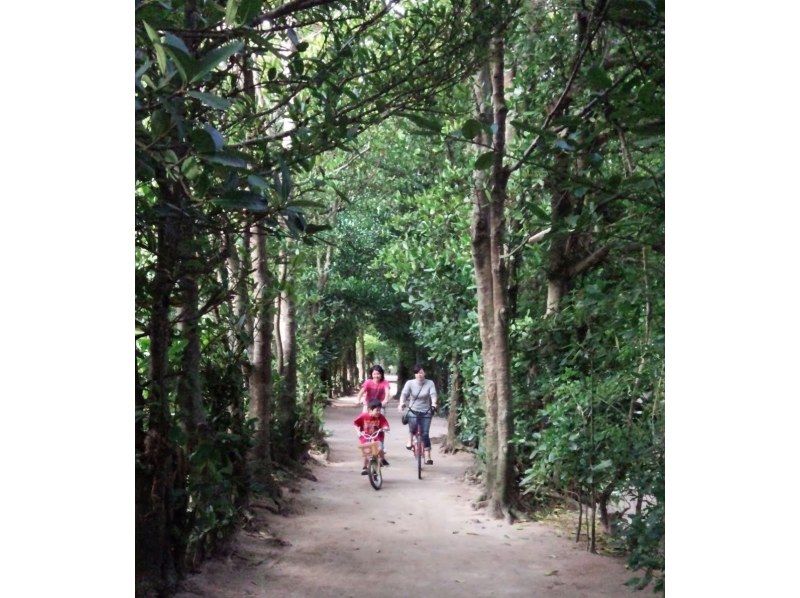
[163,33,190,55]
[288,199,326,210]
[191,41,244,83]
[530,203,550,221]
[554,139,574,152]
[212,191,268,212]
[142,21,167,73]
[225,0,243,26]
[201,154,248,168]
[135,59,153,88]
[404,113,443,133]
[203,124,224,151]
[474,151,494,170]
[510,119,536,133]
[229,0,262,26]
[247,174,270,190]
[162,45,198,83]
[168,425,187,445]
[634,136,663,149]
[586,64,612,91]
[186,91,232,110]
[461,119,483,139]
[277,159,293,201]
[150,109,170,138]
[304,223,331,235]
[593,459,613,472]
[189,126,224,154]
[282,207,306,236]
[180,156,202,179]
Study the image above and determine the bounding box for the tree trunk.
[223,230,251,506]
[395,343,416,399]
[487,32,516,520]
[247,222,276,488]
[443,352,463,453]
[273,295,284,378]
[356,330,366,383]
[177,245,207,452]
[545,152,572,316]
[347,344,358,392]
[136,182,181,595]
[470,62,499,504]
[276,249,298,462]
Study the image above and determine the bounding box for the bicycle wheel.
[369,458,382,490]
[416,437,422,479]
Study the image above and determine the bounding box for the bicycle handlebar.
[359,429,388,441]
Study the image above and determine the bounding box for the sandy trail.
[177,392,632,597]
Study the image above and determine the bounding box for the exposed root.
[472,499,488,511]
[251,497,282,514]
[276,460,318,482]
[441,441,470,454]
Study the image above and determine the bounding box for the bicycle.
[358,429,386,490]
[407,407,434,480]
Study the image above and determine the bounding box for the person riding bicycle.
[354,400,390,474]
[356,364,391,413]
[398,363,438,465]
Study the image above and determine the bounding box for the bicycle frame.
[407,408,433,480]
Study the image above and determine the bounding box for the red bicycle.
[358,429,386,490]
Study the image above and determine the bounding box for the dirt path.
[177,393,632,597]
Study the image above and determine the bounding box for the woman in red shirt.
[356,364,390,412]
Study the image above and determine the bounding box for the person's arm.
[380,414,390,431]
[398,380,410,411]
[429,381,438,410]
[381,381,390,407]
[356,381,367,404]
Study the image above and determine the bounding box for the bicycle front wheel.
[417,439,422,479]
[369,459,382,490]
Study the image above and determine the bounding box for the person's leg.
[421,415,433,463]
[379,441,389,465]
[407,414,418,451]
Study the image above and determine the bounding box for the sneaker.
[381,458,390,466]
[425,459,433,465]
[361,468,368,475]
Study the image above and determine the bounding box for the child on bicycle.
[354,400,390,474]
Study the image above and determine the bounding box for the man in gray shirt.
[398,364,438,464]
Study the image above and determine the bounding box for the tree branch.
[508,1,609,175]
[567,245,610,278]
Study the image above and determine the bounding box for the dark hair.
[369,364,385,380]
[412,363,426,374]
[368,400,382,410]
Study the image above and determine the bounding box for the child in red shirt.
[354,401,390,474]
